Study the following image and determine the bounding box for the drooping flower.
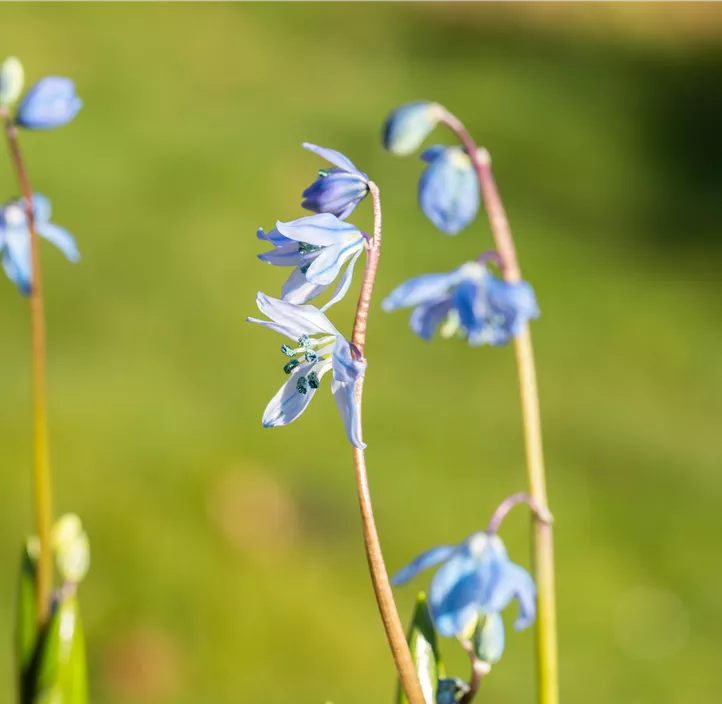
[418,145,479,235]
[301,143,369,220]
[382,260,539,346]
[392,531,536,657]
[258,213,365,311]
[247,293,366,448]
[383,101,444,156]
[16,76,82,130]
[0,194,79,295]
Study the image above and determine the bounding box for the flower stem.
[441,110,559,704]
[486,492,553,536]
[350,181,425,704]
[459,640,490,704]
[1,110,54,627]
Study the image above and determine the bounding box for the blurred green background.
[1,3,721,703]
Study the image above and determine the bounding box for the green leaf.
[397,592,444,704]
[15,541,39,702]
[34,592,88,704]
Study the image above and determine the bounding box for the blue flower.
[383,101,444,156]
[0,194,79,295]
[16,77,82,130]
[382,261,539,346]
[301,143,369,220]
[392,532,536,654]
[247,293,367,448]
[258,213,365,311]
[419,145,479,235]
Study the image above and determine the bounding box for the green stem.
[2,109,54,627]
[441,111,559,704]
[350,182,426,704]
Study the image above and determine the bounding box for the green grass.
[0,3,721,703]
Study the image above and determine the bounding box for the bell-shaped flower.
[0,194,79,295]
[382,261,539,346]
[247,293,367,448]
[258,213,365,311]
[418,145,479,235]
[16,76,82,130]
[383,101,444,156]
[301,143,369,220]
[392,532,536,652]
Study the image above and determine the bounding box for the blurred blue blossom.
[436,678,469,704]
[258,213,365,311]
[392,531,535,652]
[383,101,444,156]
[16,77,82,130]
[247,293,366,448]
[419,145,479,235]
[382,261,539,346]
[0,194,79,295]
[301,143,369,220]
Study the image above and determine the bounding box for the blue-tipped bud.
[302,169,369,220]
[419,145,479,235]
[16,76,82,130]
[382,101,444,156]
[0,57,24,107]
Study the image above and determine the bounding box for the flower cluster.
[250,144,372,448]
[0,58,81,296]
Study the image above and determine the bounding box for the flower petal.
[391,545,458,587]
[254,292,339,337]
[258,241,303,267]
[305,237,363,286]
[485,561,536,631]
[331,337,366,385]
[276,213,360,247]
[409,297,453,341]
[320,247,363,312]
[262,361,323,428]
[302,142,366,177]
[16,77,82,130]
[2,229,31,295]
[331,378,365,449]
[475,612,506,664]
[301,171,368,219]
[36,222,80,262]
[419,147,479,235]
[257,227,292,246]
[382,271,459,311]
[281,267,329,305]
[31,194,52,224]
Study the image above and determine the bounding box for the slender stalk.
[350,181,425,704]
[459,640,490,704]
[486,492,553,536]
[441,111,559,704]
[2,109,53,627]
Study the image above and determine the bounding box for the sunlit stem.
[440,109,559,704]
[350,181,426,704]
[1,107,54,627]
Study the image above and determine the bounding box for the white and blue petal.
[485,561,536,631]
[430,553,485,638]
[331,337,365,385]
[253,292,339,338]
[36,222,80,262]
[262,359,331,428]
[305,236,364,286]
[418,147,479,235]
[331,377,365,449]
[320,247,363,312]
[382,271,460,312]
[301,170,368,220]
[409,297,453,341]
[302,142,367,178]
[257,226,292,247]
[2,228,32,295]
[276,213,360,247]
[281,268,330,306]
[392,545,458,587]
[258,241,303,267]
[475,612,506,664]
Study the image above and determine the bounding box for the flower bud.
[382,101,444,156]
[0,57,24,107]
[51,513,90,585]
[16,76,82,130]
[472,612,505,665]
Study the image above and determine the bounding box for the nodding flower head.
[16,76,82,130]
[382,101,444,156]
[0,194,79,296]
[257,213,365,312]
[247,293,366,448]
[392,531,536,659]
[301,143,370,221]
[382,261,539,347]
[418,145,479,235]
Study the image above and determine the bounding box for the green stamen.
[283,359,300,375]
[307,371,320,389]
[281,344,295,357]
[296,376,308,394]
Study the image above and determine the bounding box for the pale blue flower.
[16,77,82,130]
[0,194,79,295]
[383,101,444,156]
[392,532,536,653]
[382,261,539,346]
[419,145,479,235]
[258,213,365,311]
[247,293,366,448]
[301,143,369,220]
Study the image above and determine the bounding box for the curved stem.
[350,181,425,704]
[459,640,489,704]
[2,110,54,627]
[440,110,559,704]
[486,492,553,536]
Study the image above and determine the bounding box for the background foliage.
[0,3,720,703]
